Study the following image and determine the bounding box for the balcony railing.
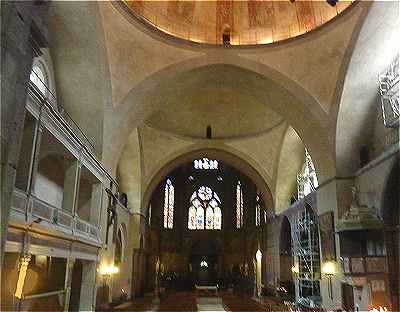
[29,72,97,155]
[11,188,100,244]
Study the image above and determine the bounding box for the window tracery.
[297,149,318,199]
[188,186,221,230]
[194,158,218,170]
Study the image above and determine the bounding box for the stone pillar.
[62,160,79,214]
[63,258,75,312]
[79,260,97,312]
[1,2,42,307]
[90,183,102,226]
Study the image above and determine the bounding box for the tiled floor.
[97,291,292,311]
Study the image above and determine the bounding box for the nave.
[98,291,298,312]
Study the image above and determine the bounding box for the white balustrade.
[11,189,28,213]
[12,188,100,243]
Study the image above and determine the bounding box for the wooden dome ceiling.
[123,0,353,46]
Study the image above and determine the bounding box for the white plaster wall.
[356,153,398,216]
[34,173,64,208]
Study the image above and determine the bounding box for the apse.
[146,157,269,290]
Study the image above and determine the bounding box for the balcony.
[10,188,100,245]
[8,79,118,247]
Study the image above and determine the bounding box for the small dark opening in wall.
[206,126,212,139]
[359,145,370,168]
[326,0,338,7]
[223,32,230,45]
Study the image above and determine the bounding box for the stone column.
[1,3,36,306]
[63,257,75,312]
[90,183,103,226]
[79,260,97,311]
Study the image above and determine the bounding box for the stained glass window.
[297,149,318,199]
[196,206,204,229]
[255,193,261,226]
[188,206,196,229]
[30,65,47,95]
[163,179,174,229]
[194,158,218,170]
[214,207,222,229]
[206,206,213,229]
[188,186,221,230]
[236,181,243,228]
[148,203,152,226]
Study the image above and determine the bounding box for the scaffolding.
[379,54,399,128]
[291,205,321,300]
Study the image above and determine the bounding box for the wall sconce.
[322,261,335,299]
[99,264,119,276]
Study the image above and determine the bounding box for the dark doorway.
[190,240,219,286]
[69,260,83,311]
[342,283,355,311]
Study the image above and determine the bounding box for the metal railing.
[75,218,99,240]
[29,71,119,192]
[379,55,399,128]
[11,188,28,213]
[29,72,96,155]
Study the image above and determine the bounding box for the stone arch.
[335,1,399,176]
[278,216,294,294]
[117,128,141,213]
[141,147,274,217]
[116,222,127,264]
[109,58,334,183]
[274,126,307,214]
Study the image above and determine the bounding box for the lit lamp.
[322,261,335,300]
[99,264,119,276]
[255,249,262,298]
[291,264,299,276]
[99,264,119,285]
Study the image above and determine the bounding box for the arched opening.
[30,62,48,96]
[144,155,271,294]
[142,148,273,217]
[382,161,400,311]
[114,227,124,266]
[190,240,220,287]
[279,217,294,301]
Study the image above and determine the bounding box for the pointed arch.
[163,178,174,229]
